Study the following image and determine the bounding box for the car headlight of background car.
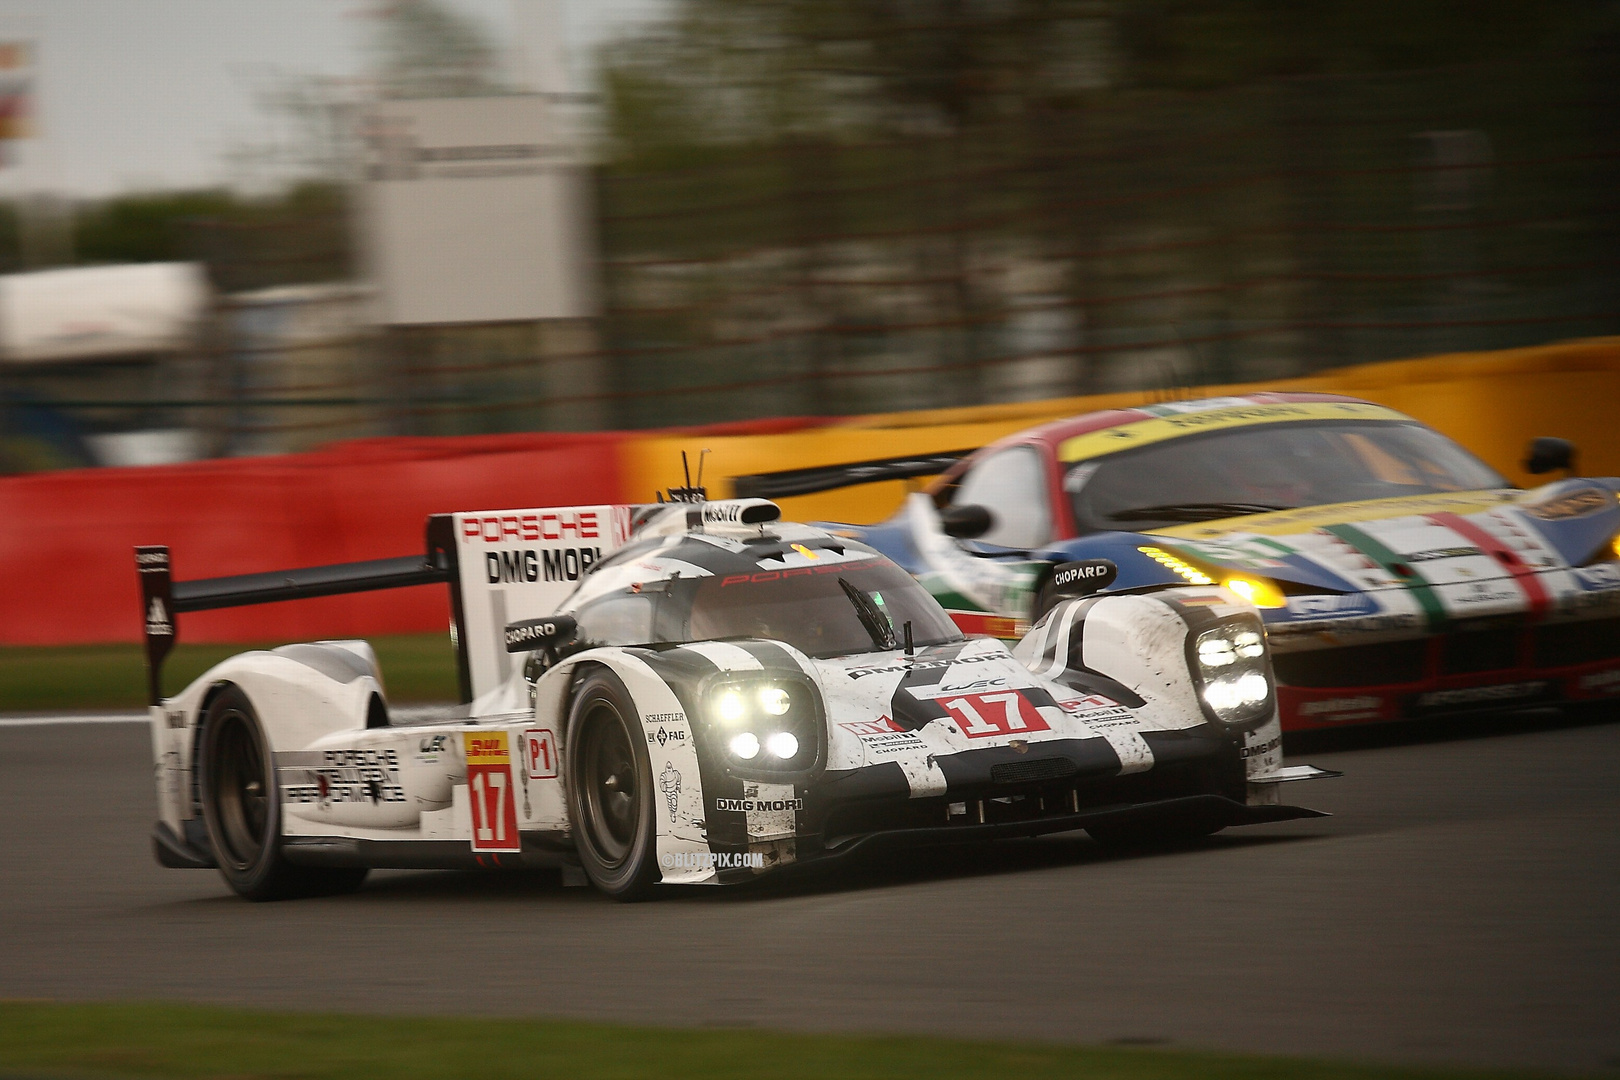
[703,675,822,773]
[1139,546,1286,608]
[1188,615,1275,727]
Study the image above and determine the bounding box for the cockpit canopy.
[560,526,962,659]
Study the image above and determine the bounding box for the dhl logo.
[463,731,512,765]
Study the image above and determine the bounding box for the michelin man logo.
[659,763,681,817]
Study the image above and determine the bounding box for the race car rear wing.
[730,450,974,500]
[135,516,463,707]
[135,499,822,707]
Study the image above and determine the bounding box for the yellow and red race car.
[739,394,1620,731]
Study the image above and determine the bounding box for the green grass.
[0,1002,1560,1080]
[0,635,459,713]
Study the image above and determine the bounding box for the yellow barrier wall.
[618,337,1620,525]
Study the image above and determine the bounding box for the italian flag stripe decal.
[1426,511,1549,621]
[1324,522,1448,632]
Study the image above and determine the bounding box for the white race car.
[139,497,1334,900]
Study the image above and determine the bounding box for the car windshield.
[571,556,962,658]
[1067,420,1506,532]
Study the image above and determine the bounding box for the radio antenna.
[667,450,709,503]
[694,449,710,491]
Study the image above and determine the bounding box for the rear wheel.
[198,686,368,901]
[566,668,658,900]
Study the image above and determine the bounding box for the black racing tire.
[1086,818,1224,852]
[198,685,368,901]
[566,667,659,901]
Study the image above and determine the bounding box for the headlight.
[1221,575,1286,609]
[1190,620,1274,726]
[703,677,821,773]
[1139,546,1215,586]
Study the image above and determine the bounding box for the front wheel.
[198,685,368,901]
[566,668,659,900]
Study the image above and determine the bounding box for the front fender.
[536,649,719,884]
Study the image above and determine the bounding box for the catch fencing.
[4,47,1615,460]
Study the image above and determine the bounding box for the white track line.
[0,713,146,728]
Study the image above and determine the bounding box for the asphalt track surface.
[1,710,1617,1074]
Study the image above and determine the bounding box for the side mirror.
[1050,559,1117,597]
[1524,437,1576,476]
[941,503,993,539]
[504,615,576,653]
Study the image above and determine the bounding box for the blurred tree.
[1112,0,1603,89]
[372,0,506,99]
[601,0,1608,154]
[73,191,236,265]
[70,184,350,291]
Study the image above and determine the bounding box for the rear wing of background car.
[135,505,635,707]
[730,450,974,500]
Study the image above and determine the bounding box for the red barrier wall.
[0,433,628,645]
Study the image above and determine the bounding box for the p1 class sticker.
[522,728,557,780]
[463,731,521,853]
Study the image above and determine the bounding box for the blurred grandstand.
[0,0,1615,468]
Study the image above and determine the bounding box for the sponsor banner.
[453,504,632,699]
[1409,681,1551,713]
[463,731,521,852]
[1279,688,1393,728]
[1567,663,1620,700]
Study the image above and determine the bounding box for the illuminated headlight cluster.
[1191,621,1273,726]
[706,679,819,772]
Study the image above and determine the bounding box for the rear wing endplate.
[135,516,462,706]
[731,450,974,500]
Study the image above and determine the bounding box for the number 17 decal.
[942,692,1050,738]
[463,731,521,852]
